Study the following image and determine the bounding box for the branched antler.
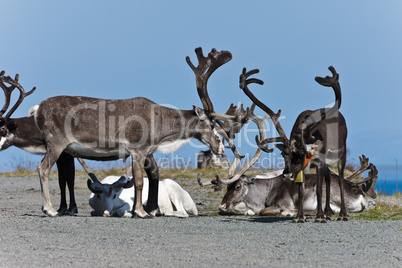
[344,155,370,183]
[198,68,270,191]
[0,71,36,119]
[240,68,290,152]
[186,47,232,114]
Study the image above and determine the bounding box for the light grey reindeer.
[219,156,378,217]
[30,47,251,217]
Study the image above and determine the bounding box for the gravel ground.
[0,175,401,268]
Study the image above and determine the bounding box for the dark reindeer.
[240,66,348,223]
[0,71,160,215]
[30,47,250,218]
[0,71,77,214]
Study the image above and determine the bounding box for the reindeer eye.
[235,185,241,191]
[96,194,100,199]
[113,194,117,199]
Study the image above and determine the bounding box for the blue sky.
[1,1,402,175]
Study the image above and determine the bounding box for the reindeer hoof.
[293,218,305,223]
[64,207,78,216]
[133,212,154,219]
[337,217,349,221]
[43,207,59,217]
[57,207,68,215]
[314,218,327,223]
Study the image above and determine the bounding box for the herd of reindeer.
[0,47,378,223]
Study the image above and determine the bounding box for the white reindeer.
[87,174,198,218]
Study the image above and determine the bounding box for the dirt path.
[0,175,401,267]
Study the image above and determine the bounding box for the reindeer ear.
[113,176,133,189]
[7,120,18,131]
[244,176,255,185]
[123,177,134,189]
[193,106,207,121]
[0,118,5,126]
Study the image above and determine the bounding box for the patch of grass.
[350,202,402,221]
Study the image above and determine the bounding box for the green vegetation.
[350,201,402,221]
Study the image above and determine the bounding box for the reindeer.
[219,156,378,217]
[200,66,350,223]
[87,174,198,218]
[241,67,348,223]
[29,47,251,217]
[0,70,160,215]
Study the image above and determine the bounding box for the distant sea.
[377,165,401,195]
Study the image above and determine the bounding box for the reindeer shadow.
[220,216,294,223]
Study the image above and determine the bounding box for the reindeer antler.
[186,47,232,114]
[187,48,257,184]
[0,71,36,120]
[240,68,290,153]
[217,103,251,138]
[361,164,378,199]
[198,69,270,191]
[345,155,370,183]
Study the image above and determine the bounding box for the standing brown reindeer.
[29,47,251,218]
[0,70,160,216]
[240,66,348,223]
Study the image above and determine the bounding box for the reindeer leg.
[315,166,327,223]
[38,149,63,217]
[324,167,332,220]
[144,154,160,216]
[56,155,68,215]
[56,153,78,215]
[131,154,152,219]
[337,159,349,221]
[293,182,305,223]
[260,206,283,216]
[64,154,77,215]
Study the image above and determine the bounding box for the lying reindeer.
[87,173,198,218]
[219,156,377,217]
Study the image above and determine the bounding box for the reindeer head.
[187,48,251,157]
[0,118,18,150]
[0,71,36,150]
[192,105,225,155]
[219,175,255,214]
[275,132,318,181]
[87,173,133,217]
